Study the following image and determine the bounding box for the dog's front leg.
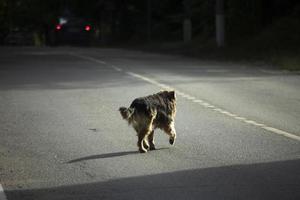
[164,121,176,145]
[169,130,176,145]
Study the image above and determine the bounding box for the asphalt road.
[0,47,299,200]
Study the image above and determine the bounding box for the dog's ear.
[168,91,176,100]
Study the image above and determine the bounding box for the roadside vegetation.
[137,2,300,71]
[0,0,299,70]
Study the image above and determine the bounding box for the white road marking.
[70,53,300,142]
[111,65,123,72]
[0,184,7,200]
[69,53,106,64]
[125,72,300,142]
[193,99,203,103]
[244,120,265,127]
[234,116,247,121]
[261,126,300,141]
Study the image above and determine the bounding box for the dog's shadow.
[67,148,168,164]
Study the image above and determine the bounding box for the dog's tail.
[119,107,135,121]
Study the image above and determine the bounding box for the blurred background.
[0,0,299,69]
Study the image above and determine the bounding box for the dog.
[119,91,177,153]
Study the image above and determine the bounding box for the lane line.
[111,65,123,72]
[70,53,300,142]
[0,184,7,200]
[261,126,300,141]
[125,73,300,142]
[69,53,106,64]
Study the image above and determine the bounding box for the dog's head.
[159,90,176,102]
[168,91,176,101]
[159,90,176,118]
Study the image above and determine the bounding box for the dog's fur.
[119,91,177,153]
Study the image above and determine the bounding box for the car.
[4,28,34,46]
[50,16,93,46]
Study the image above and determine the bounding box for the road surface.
[0,47,299,200]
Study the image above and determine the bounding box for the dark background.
[0,0,299,69]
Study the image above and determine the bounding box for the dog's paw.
[143,141,150,150]
[169,138,175,145]
[149,144,156,150]
[139,148,147,153]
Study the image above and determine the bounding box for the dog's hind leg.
[136,113,156,153]
[148,130,156,150]
[137,130,150,153]
[143,139,150,150]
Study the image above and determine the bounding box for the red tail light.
[85,25,91,31]
[55,24,62,30]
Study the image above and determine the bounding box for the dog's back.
[119,91,176,127]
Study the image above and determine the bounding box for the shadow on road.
[6,159,300,200]
[67,151,139,163]
[67,148,169,163]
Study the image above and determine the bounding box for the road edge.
[0,184,7,200]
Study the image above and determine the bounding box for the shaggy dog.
[119,91,177,153]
